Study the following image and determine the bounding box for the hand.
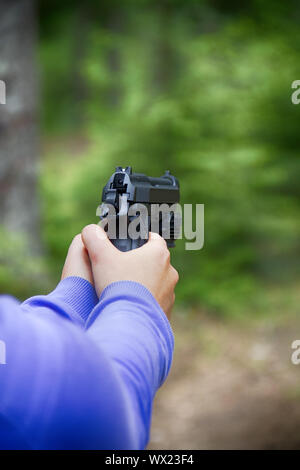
[61,234,94,285]
[81,224,179,319]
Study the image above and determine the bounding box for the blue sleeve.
[0,277,174,450]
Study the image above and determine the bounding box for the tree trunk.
[0,0,41,253]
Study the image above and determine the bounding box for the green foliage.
[32,1,300,315]
[0,228,50,299]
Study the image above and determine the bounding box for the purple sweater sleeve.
[0,277,174,450]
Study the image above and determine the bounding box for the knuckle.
[172,266,179,284]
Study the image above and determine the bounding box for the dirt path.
[149,312,300,449]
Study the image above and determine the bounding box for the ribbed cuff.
[46,276,99,325]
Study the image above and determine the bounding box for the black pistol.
[98,166,180,252]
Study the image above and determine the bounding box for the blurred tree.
[0,0,41,254]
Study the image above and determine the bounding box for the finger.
[81,224,121,296]
[140,231,167,250]
[149,232,165,242]
[61,234,94,284]
[81,224,119,264]
[170,266,179,285]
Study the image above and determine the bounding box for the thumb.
[81,224,118,263]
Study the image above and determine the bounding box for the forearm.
[0,293,135,449]
[21,276,98,327]
[0,279,174,449]
[85,281,174,448]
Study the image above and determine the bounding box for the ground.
[148,311,300,449]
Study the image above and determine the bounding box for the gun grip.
[110,237,148,252]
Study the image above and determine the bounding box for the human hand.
[81,224,179,319]
[61,234,94,285]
